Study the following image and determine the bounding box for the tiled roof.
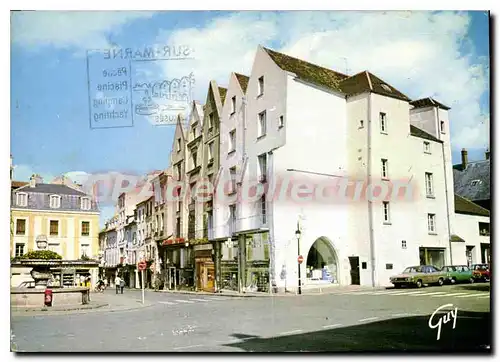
[338,71,411,102]
[218,87,227,104]
[409,125,443,143]
[234,73,249,92]
[12,183,99,212]
[263,47,348,93]
[410,97,450,110]
[453,159,490,202]
[11,181,28,189]
[454,194,489,217]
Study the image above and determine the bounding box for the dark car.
[471,264,490,282]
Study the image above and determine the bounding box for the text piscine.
[99,46,192,60]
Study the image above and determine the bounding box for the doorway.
[348,257,360,285]
[305,237,339,284]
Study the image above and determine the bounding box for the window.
[361,262,367,269]
[16,192,27,207]
[423,141,431,154]
[81,197,91,210]
[379,112,387,133]
[479,222,490,236]
[231,96,236,114]
[15,243,25,257]
[428,214,436,233]
[81,221,90,236]
[258,111,266,137]
[401,240,407,249]
[208,113,214,129]
[192,149,198,168]
[260,195,267,224]
[229,167,237,194]
[81,244,90,257]
[383,202,390,223]
[49,195,61,208]
[177,138,181,152]
[279,115,284,128]
[359,120,364,128]
[381,159,388,179]
[258,153,267,182]
[50,220,59,236]
[440,120,445,133]
[386,264,393,270]
[229,204,236,233]
[176,164,182,181]
[425,173,434,197]
[258,76,264,96]
[192,124,197,138]
[229,130,236,153]
[208,141,214,161]
[16,219,26,235]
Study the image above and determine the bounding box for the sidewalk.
[12,290,154,317]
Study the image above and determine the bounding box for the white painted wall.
[454,213,490,265]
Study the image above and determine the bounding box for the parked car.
[17,281,35,288]
[390,265,446,288]
[471,264,490,282]
[441,265,474,284]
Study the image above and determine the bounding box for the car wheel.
[438,278,444,286]
[450,277,456,284]
[469,277,475,284]
[416,279,423,288]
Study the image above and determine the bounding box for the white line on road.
[174,300,195,304]
[456,294,487,298]
[373,290,412,295]
[322,324,343,329]
[158,301,177,305]
[279,329,303,335]
[358,317,379,322]
[392,313,419,317]
[190,298,211,302]
[389,291,428,296]
[431,293,468,297]
[410,292,447,296]
[477,295,491,299]
[173,344,204,350]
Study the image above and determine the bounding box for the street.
[11,283,491,352]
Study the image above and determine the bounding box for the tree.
[17,250,63,260]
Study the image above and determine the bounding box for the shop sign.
[162,237,186,246]
[194,244,212,251]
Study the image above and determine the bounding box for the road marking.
[322,324,343,329]
[373,290,411,295]
[174,300,195,304]
[358,317,379,322]
[456,293,487,298]
[410,292,447,296]
[173,344,204,350]
[389,291,428,296]
[477,295,491,299]
[190,298,211,302]
[392,313,419,317]
[279,329,303,335]
[431,292,468,297]
[158,301,177,305]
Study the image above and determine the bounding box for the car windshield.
[475,265,488,270]
[403,267,419,273]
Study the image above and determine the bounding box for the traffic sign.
[138,261,147,271]
[297,255,304,264]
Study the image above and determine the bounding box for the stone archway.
[305,237,339,284]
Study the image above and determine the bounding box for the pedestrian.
[120,277,125,294]
[115,275,121,294]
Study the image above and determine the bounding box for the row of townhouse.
[98,45,490,292]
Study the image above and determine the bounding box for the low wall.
[11,287,90,308]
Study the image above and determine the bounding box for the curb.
[154,290,270,298]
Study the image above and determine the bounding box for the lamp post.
[295,223,302,295]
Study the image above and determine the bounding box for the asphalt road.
[11,283,491,352]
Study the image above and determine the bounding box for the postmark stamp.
[86,45,195,129]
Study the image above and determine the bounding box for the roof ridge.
[365,71,373,91]
[455,194,490,213]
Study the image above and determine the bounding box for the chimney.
[461,148,468,170]
[29,174,37,188]
[485,147,490,160]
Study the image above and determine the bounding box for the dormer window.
[81,197,91,210]
[16,192,27,207]
[49,195,61,209]
[440,120,445,133]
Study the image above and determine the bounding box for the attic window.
[381,84,392,92]
[49,195,61,209]
[470,180,482,187]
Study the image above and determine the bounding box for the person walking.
[115,275,121,294]
[120,277,125,294]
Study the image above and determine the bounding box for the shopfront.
[161,237,194,291]
[241,232,270,293]
[194,244,215,292]
[419,247,446,269]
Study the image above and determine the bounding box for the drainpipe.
[367,94,376,287]
[437,107,453,265]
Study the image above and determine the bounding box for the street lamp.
[36,235,48,250]
[295,224,302,295]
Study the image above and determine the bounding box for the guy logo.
[428,303,458,341]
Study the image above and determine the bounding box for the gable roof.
[410,97,450,110]
[454,194,490,217]
[410,125,443,143]
[453,159,490,202]
[263,47,348,93]
[218,87,227,105]
[235,73,249,93]
[338,71,411,102]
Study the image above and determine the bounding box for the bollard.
[44,288,53,307]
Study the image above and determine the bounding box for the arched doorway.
[305,237,339,284]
